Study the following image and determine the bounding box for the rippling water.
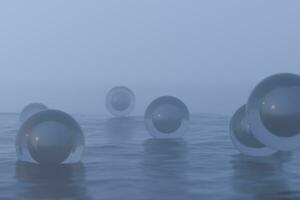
[0,113,300,200]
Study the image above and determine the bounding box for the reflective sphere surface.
[151,104,183,134]
[260,87,300,137]
[19,103,48,122]
[230,105,275,156]
[27,121,73,164]
[145,96,189,138]
[106,86,135,117]
[247,73,300,150]
[16,110,85,165]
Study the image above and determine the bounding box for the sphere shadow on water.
[145,96,190,139]
[247,73,300,150]
[15,161,92,200]
[230,105,275,157]
[19,103,48,123]
[106,86,135,117]
[16,110,85,165]
[140,138,189,200]
[230,152,299,200]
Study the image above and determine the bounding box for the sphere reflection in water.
[141,139,189,199]
[231,152,292,199]
[19,103,48,123]
[104,117,138,142]
[247,73,300,150]
[145,96,190,138]
[16,110,85,165]
[230,105,275,156]
[106,86,135,117]
[15,162,90,199]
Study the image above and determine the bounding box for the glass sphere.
[247,73,300,151]
[106,86,135,117]
[260,87,300,137]
[145,96,190,138]
[16,110,85,165]
[19,103,48,123]
[230,105,275,156]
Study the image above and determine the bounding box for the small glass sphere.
[230,105,275,156]
[145,96,190,138]
[106,86,135,117]
[247,73,300,151]
[19,103,48,123]
[16,110,85,165]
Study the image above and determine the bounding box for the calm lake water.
[0,113,300,200]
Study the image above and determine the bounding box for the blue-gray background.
[0,0,299,115]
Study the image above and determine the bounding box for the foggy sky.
[0,1,299,116]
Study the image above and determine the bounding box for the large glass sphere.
[145,96,190,138]
[247,73,300,151]
[19,103,48,123]
[230,105,275,156]
[16,110,85,165]
[260,87,300,137]
[106,86,135,117]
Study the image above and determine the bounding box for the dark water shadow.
[231,152,300,200]
[104,117,139,142]
[15,161,92,200]
[140,138,189,200]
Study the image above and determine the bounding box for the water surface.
[0,113,300,200]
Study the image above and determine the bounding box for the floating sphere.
[16,110,85,165]
[19,103,48,122]
[106,86,135,117]
[247,73,300,151]
[260,87,300,137]
[145,96,190,138]
[230,105,275,156]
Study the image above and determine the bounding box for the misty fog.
[0,0,299,115]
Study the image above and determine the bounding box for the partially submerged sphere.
[106,86,135,117]
[230,105,275,156]
[145,96,190,138]
[19,103,48,123]
[247,73,300,151]
[16,110,85,165]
